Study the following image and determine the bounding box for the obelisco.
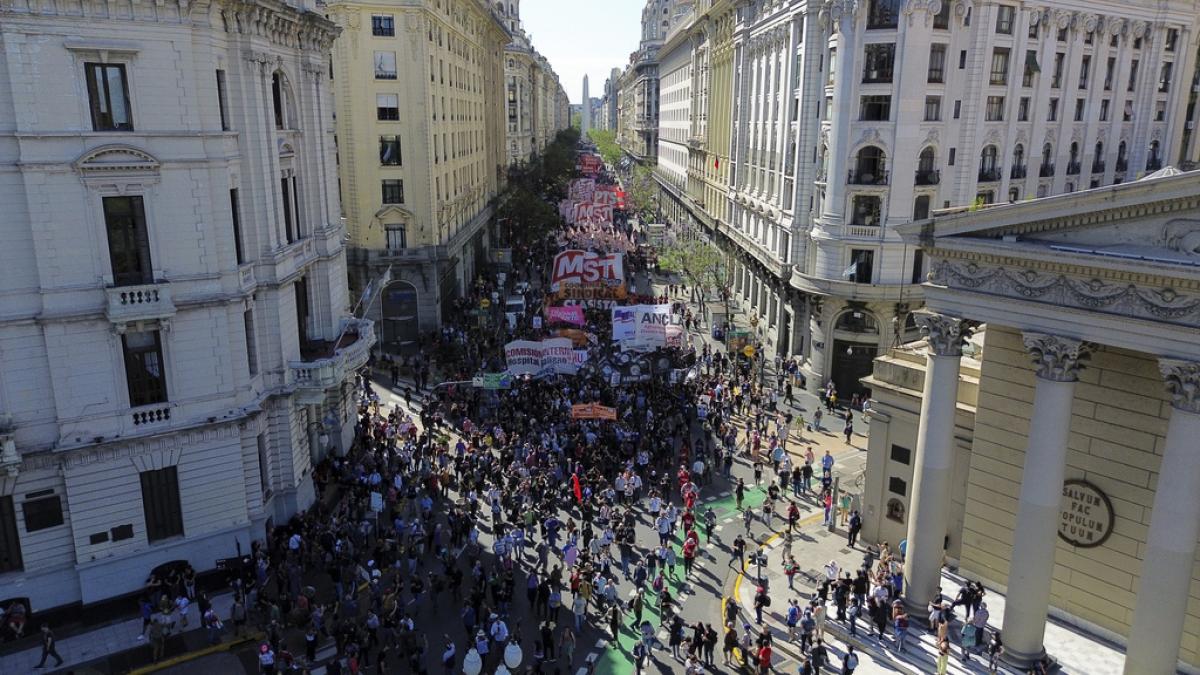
[581,74,591,136]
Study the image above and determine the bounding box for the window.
[380,135,402,165]
[1078,56,1090,89]
[372,14,395,36]
[1099,99,1109,121]
[1048,98,1058,121]
[85,63,133,131]
[849,249,875,283]
[377,94,399,121]
[280,178,295,244]
[382,179,405,204]
[888,477,906,496]
[933,0,949,29]
[1128,59,1138,92]
[216,69,229,131]
[862,43,895,83]
[1166,28,1179,52]
[1023,50,1039,87]
[257,433,270,497]
[924,96,942,121]
[953,100,961,119]
[1074,98,1085,121]
[1012,144,1026,177]
[985,96,1005,121]
[271,72,285,129]
[1156,100,1166,122]
[244,309,258,376]
[976,190,995,205]
[1117,141,1128,171]
[230,188,245,266]
[386,224,408,250]
[1093,141,1105,172]
[1147,140,1162,170]
[1057,26,1067,42]
[22,493,64,532]
[140,466,184,542]
[1123,100,1133,122]
[1027,20,1038,39]
[852,146,887,184]
[990,48,1010,85]
[827,48,836,85]
[1159,63,1173,93]
[912,195,930,221]
[959,49,967,69]
[375,51,397,79]
[0,497,21,572]
[928,44,946,83]
[123,330,167,407]
[866,0,899,29]
[948,147,956,165]
[103,195,153,286]
[995,5,1014,34]
[1040,143,1054,176]
[890,444,912,464]
[1104,57,1115,90]
[850,196,881,227]
[860,95,891,121]
[1051,53,1064,88]
[979,145,1000,181]
[1009,187,1020,202]
[1017,96,1030,121]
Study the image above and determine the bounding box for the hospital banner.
[503,338,582,376]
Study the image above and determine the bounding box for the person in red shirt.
[682,537,698,577]
[681,509,696,533]
[757,642,772,674]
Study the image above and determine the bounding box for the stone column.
[1124,359,1200,675]
[1002,333,1090,667]
[903,313,973,614]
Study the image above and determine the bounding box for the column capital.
[916,312,974,357]
[1159,359,1200,414]
[1022,332,1091,382]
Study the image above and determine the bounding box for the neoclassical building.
[863,170,1200,673]
[0,0,366,610]
[327,0,511,352]
[651,0,1200,399]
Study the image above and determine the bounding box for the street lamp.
[462,648,482,675]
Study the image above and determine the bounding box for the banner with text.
[546,305,586,326]
[503,338,584,377]
[550,250,626,301]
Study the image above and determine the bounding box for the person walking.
[986,631,1004,674]
[34,624,63,669]
[847,510,862,547]
[841,645,859,674]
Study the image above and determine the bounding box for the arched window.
[1147,140,1162,170]
[272,71,296,130]
[835,310,880,334]
[1041,143,1054,175]
[852,146,887,184]
[979,145,999,181]
[913,194,930,220]
[917,147,935,173]
[1117,140,1128,171]
[916,148,938,185]
[1012,143,1025,177]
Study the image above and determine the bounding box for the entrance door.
[381,281,420,355]
[831,340,875,402]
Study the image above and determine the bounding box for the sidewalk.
[729,520,1126,674]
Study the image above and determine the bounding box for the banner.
[550,250,625,298]
[611,306,637,341]
[612,304,678,349]
[546,305,586,326]
[504,338,582,376]
[570,403,618,421]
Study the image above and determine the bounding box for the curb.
[126,632,262,675]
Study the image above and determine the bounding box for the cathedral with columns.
[860,168,1200,673]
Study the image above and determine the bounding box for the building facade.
[0,0,366,610]
[498,0,568,165]
[328,0,510,354]
[861,171,1200,673]
[653,0,1200,399]
[656,13,695,224]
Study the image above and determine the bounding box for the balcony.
[914,169,940,186]
[1066,161,1081,175]
[106,283,175,324]
[846,225,883,238]
[978,167,1002,182]
[1010,165,1027,179]
[289,318,376,404]
[1039,163,1055,178]
[1092,161,1106,173]
[848,169,889,185]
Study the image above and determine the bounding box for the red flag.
[572,473,583,504]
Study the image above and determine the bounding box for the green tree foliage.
[497,128,581,246]
[657,238,736,316]
[625,166,658,219]
[587,129,622,166]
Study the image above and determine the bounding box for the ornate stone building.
[0,0,365,610]
[864,170,1200,672]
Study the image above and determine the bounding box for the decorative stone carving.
[1023,332,1091,381]
[1159,359,1200,414]
[1081,13,1100,33]
[927,259,1200,329]
[922,129,940,147]
[1054,9,1072,29]
[916,312,974,357]
[1162,220,1200,256]
[984,128,1001,145]
[1106,16,1125,37]
[1132,20,1147,38]
[857,127,883,147]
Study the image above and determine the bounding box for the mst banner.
[504,338,587,377]
[550,250,626,300]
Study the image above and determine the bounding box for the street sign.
[472,373,512,390]
[743,345,756,358]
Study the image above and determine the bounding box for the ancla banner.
[504,338,583,376]
[634,304,674,347]
[546,305,586,326]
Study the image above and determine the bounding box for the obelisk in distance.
[581,74,591,136]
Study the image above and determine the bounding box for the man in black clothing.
[35,624,63,668]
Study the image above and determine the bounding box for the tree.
[657,239,735,324]
[588,129,623,166]
[625,166,658,220]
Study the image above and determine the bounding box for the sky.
[520,0,647,103]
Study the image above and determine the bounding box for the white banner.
[504,338,584,376]
[612,304,679,351]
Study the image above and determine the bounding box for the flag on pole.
[842,261,858,279]
[572,473,583,504]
